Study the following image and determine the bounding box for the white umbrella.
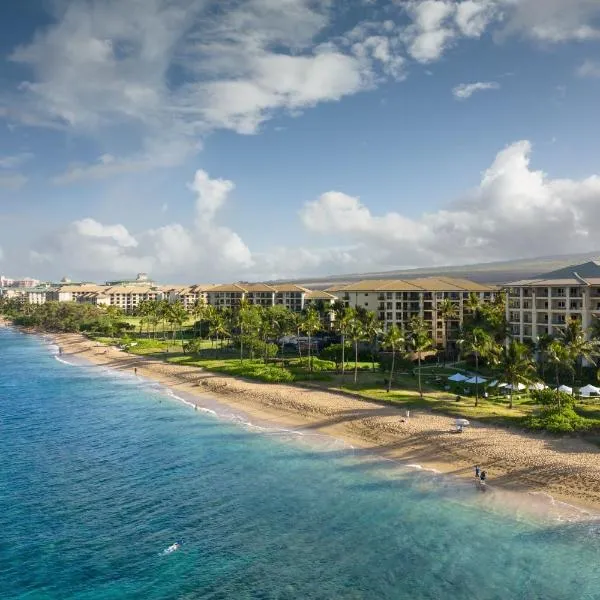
[529,382,547,391]
[558,385,573,395]
[579,384,600,397]
[465,376,487,384]
[488,380,499,387]
[497,382,508,388]
[455,418,470,426]
[448,373,468,382]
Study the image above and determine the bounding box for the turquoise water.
[0,329,599,599]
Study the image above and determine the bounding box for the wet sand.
[7,320,600,513]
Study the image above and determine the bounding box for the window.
[386,292,392,299]
[386,312,392,320]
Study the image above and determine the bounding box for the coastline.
[4,319,600,514]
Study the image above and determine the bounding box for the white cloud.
[35,169,253,279]
[300,140,600,268]
[0,153,34,169]
[577,60,600,78]
[6,0,394,183]
[497,0,600,43]
[0,174,28,190]
[453,81,500,99]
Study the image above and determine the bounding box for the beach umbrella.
[497,382,508,388]
[448,373,468,382]
[558,385,573,395]
[529,382,547,391]
[465,376,487,384]
[455,418,470,426]
[579,384,600,397]
[488,380,499,387]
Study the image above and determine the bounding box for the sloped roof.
[273,284,310,293]
[507,261,600,287]
[334,277,495,293]
[305,290,337,300]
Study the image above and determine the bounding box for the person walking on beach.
[474,465,480,479]
[480,470,487,484]
[134,367,137,375]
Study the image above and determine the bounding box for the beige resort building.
[329,277,497,348]
[506,261,600,342]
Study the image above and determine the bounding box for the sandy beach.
[5,319,600,514]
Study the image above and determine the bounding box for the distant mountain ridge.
[271,251,600,290]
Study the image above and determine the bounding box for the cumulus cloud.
[452,81,500,99]
[300,140,600,268]
[34,169,253,280]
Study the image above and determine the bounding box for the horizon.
[1,1,600,282]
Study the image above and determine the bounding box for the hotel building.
[505,261,600,342]
[329,277,497,348]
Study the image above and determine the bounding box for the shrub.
[526,405,590,433]
[531,389,575,409]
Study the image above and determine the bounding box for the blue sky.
[1,0,600,283]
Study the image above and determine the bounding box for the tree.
[346,308,365,384]
[405,317,434,398]
[265,304,295,357]
[191,299,208,339]
[361,310,382,372]
[334,308,351,378]
[437,298,458,365]
[382,324,404,393]
[458,327,494,407]
[208,309,229,356]
[556,317,599,385]
[300,307,321,372]
[498,341,537,409]
[167,301,188,352]
[545,339,575,409]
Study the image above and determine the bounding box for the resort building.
[505,261,600,342]
[103,285,166,313]
[329,277,497,348]
[167,285,215,311]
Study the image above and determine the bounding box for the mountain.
[274,251,600,290]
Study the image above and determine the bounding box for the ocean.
[0,327,599,599]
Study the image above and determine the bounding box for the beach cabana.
[579,384,600,397]
[558,385,573,395]
[529,382,547,391]
[465,376,487,385]
[506,383,526,392]
[448,373,468,382]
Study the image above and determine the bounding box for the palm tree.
[382,324,404,393]
[499,341,537,409]
[545,339,575,409]
[458,327,494,407]
[438,298,458,365]
[236,298,251,363]
[209,310,229,357]
[361,310,382,372]
[167,301,188,352]
[405,317,434,398]
[346,308,365,384]
[191,299,207,340]
[334,307,351,377]
[300,307,321,372]
[557,317,599,385]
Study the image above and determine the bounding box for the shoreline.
[4,319,600,515]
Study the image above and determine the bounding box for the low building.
[103,285,166,313]
[505,260,600,342]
